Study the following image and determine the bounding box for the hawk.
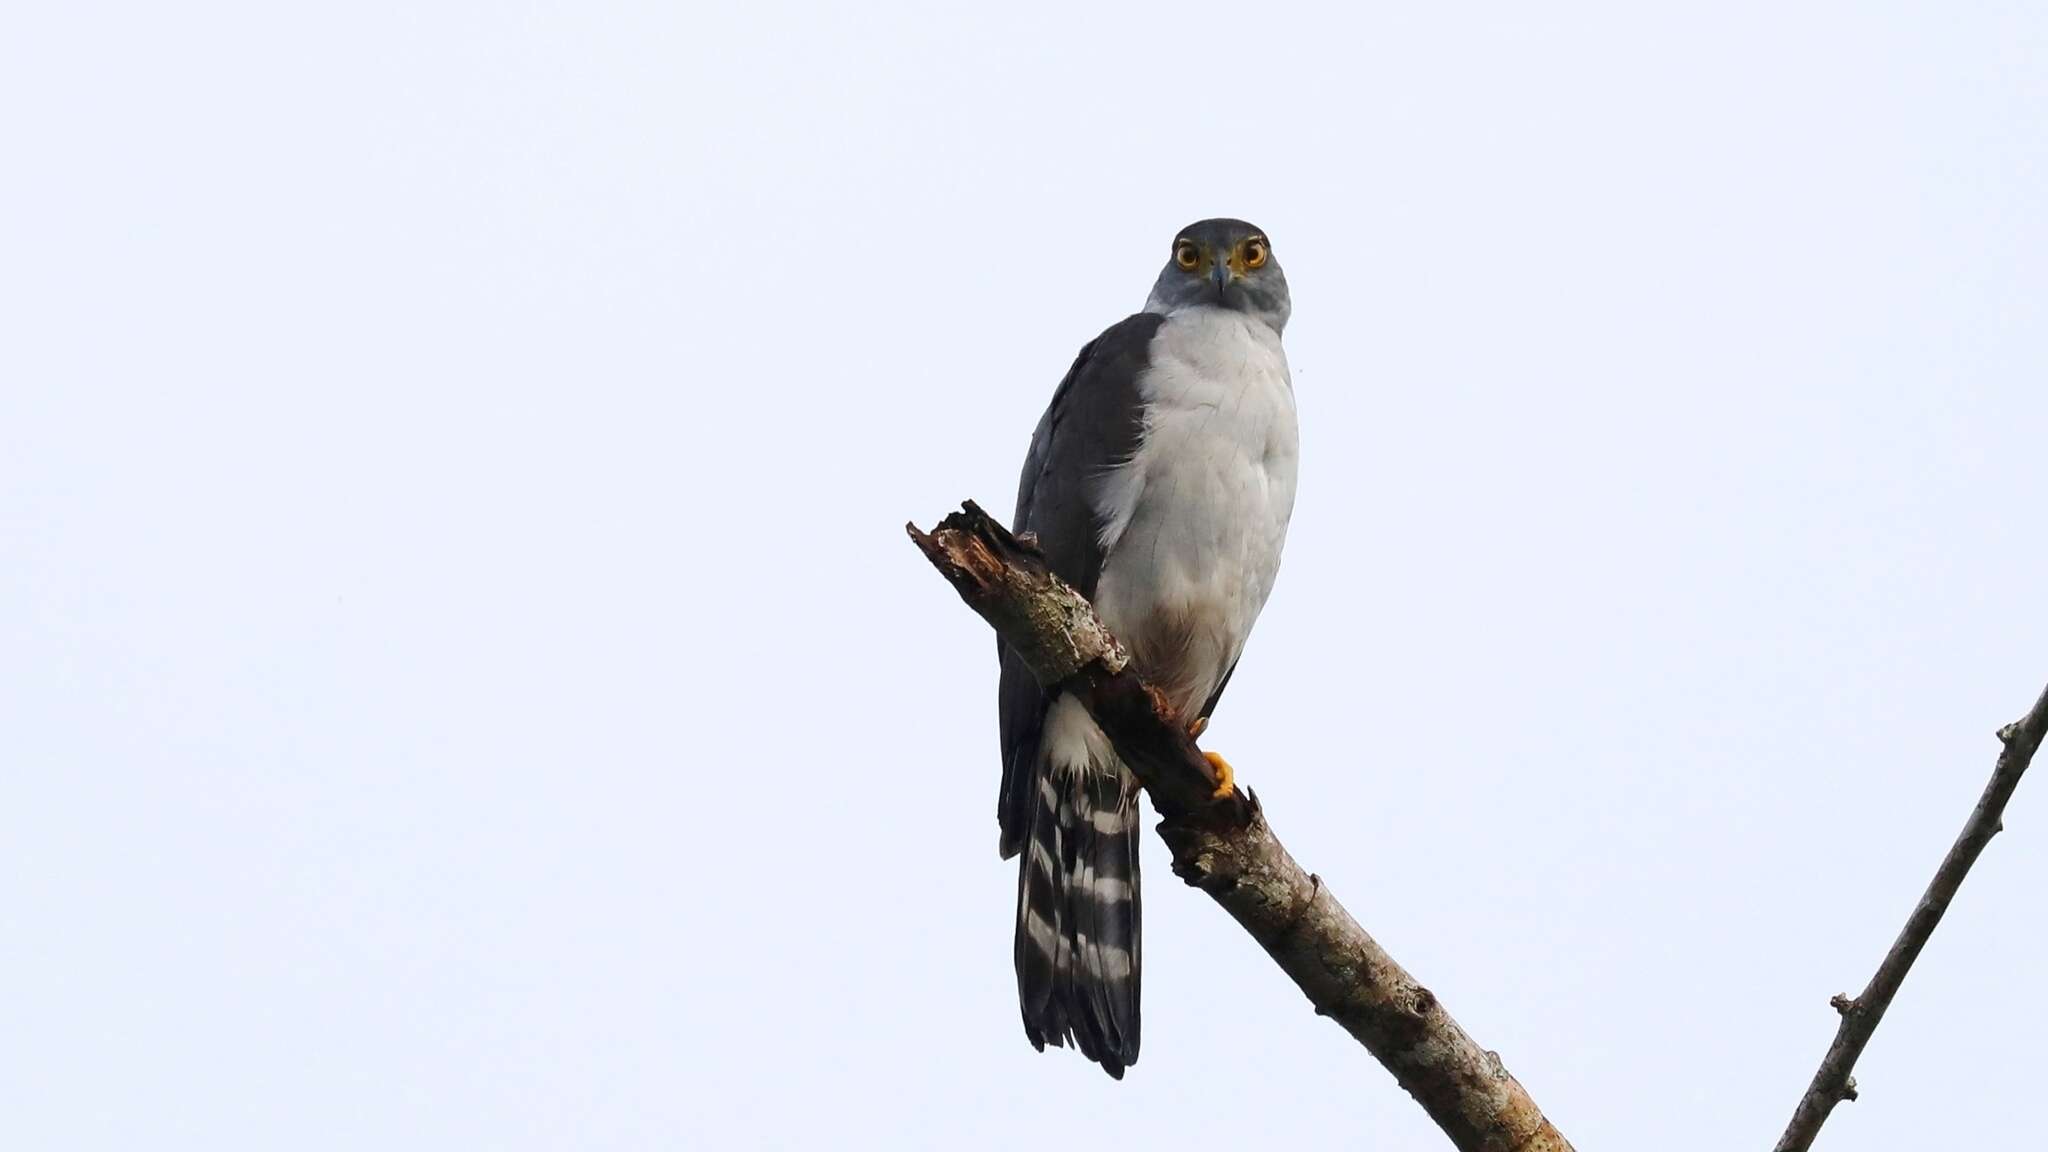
[997,218,1299,1078]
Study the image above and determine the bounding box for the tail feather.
[1015,760,1142,1078]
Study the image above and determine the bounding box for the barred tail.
[1014,757,1142,1078]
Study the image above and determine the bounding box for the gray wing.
[1198,660,1237,722]
[996,312,1163,858]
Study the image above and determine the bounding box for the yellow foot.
[1187,716,1209,740]
[1203,750,1236,800]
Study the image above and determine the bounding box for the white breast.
[1090,306,1299,718]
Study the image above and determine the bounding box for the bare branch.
[910,502,1573,1152]
[1774,682,2048,1151]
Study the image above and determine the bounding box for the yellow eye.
[1173,240,1200,271]
[1242,238,1268,269]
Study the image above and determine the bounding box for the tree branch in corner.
[1774,682,2048,1152]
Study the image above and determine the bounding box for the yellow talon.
[1204,750,1236,799]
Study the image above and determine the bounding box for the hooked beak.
[1211,258,1235,300]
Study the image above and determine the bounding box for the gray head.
[1142,218,1291,332]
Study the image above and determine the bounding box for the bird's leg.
[1184,717,1233,798]
[1203,751,1236,799]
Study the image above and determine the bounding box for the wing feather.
[996,313,1162,857]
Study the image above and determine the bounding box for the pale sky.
[4,4,2045,1149]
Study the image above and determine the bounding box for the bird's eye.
[1174,241,1200,271]
[1242,238,1268,269]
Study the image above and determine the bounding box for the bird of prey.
[997,218,1299,1078]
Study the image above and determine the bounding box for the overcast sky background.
[4,3,2045,1149]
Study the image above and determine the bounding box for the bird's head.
[1143,218,1290,332]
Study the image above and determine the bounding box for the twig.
[1773,682,2048,1151]
[910,501,1573,1152]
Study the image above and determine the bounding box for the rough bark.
[1773,682,2048,1151]
[909,501,1572,1152]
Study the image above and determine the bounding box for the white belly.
[1090,306,1299,718]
